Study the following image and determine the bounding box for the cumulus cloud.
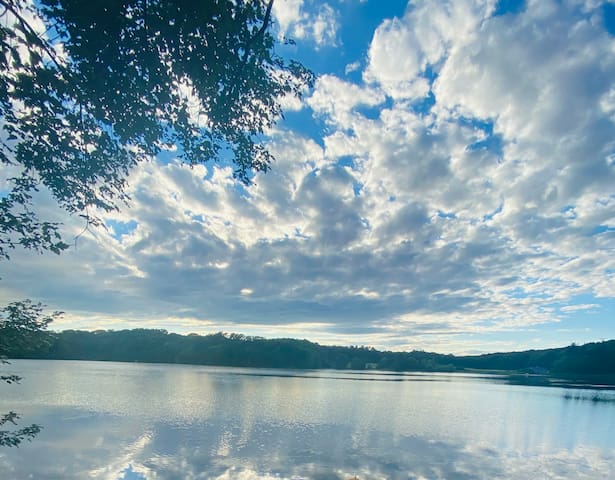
[2,0,615,353]
[364,0,496,99]
[272,0,339,47]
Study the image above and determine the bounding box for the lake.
[1,360,614,479]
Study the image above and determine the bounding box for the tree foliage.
[0,0,312,447]
[13,328,457,372]
[0,0,313,258]
[0,300,58,447]
[11,328,615,380]
[0,300,59,354]
[454,340,615,376]
[0,411,41,448]
[1,0,312,447]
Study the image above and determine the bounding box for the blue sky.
[2,0,615,354]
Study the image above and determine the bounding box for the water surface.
[1,360,614,479]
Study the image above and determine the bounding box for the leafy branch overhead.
[0,0,314,258]
[0,300,58,447]
[0,300,60,354]
[0,412,41,447]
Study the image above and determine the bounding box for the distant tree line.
[5,329,615,378]
[5,329,457,371]
[452,341,615,376]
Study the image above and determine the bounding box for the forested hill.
[7,329,615,377]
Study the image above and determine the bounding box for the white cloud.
[308,74,386,126]
[2,0,615,353]
[364,16,428,99]
[364,0,496,99]
[561,304,599,312]
[271,0,303,35]
[345,60,361,75]
[272,0,339,47]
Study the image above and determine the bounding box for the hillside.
[6,329,615,380]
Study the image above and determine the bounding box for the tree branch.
[228,0,275,118]
[0,0,64,71]
[248,0,274,53]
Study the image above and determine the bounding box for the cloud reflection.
[1,361,614,480]
[3,413,612,480]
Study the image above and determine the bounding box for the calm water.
[1,360,614,479]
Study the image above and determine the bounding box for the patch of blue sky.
[590,225,615,236]
[278,106,327,148]
[411,91,436,117]
[155,147,179,166]
[353,182,363,197]
[422,65,439,84]
[461,323,607,353]
[458,116,504,158]
[493,0,526,17]
[271,0,408,94]
[323,0,408,79]
[275,2,433,156]
[560,204,576,218]
[118,465,146,480]
[483,203,503,221]
[232,181,254,200]
[189,213,206,224]
[554,294,602,312]
[437,210,456,219]
[458,116,495,135]
[336,155,355,169]
[105,219,138,241]
[502,287,527,299]
[604,2,615,36]
[466,134,503,157]
[406,67,440,116]
[355,101,388,121]
[548,295,615,341]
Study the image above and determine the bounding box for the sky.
[2,0,615,355]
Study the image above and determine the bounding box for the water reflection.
[0,360,614,479]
